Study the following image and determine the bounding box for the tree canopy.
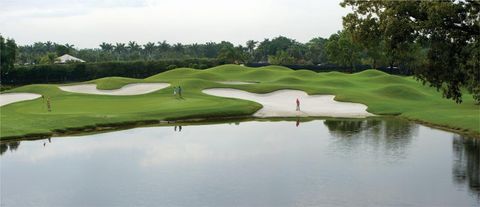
[341,0,479,103]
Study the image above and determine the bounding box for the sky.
[0,0,349,48]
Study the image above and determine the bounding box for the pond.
[1,118,479,206]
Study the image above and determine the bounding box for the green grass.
[1,64,479,139]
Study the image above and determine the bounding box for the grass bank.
[1,64,479,139]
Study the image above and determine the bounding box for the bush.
[1,59,219,85]
[166,64,177,70]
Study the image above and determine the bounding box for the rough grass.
[1,64,479,139]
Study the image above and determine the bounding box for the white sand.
[0,93,41,107]
[217,81,256,85]
[203,88,374,118]
[59,83,170,95]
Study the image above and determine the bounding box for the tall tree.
[268,51,295,65]
[99,42,114,53]
[55,44,71,56]
[246,40,258,61]
[306,37,328,65]
[127,41,141,60]
[143,42,156,60]
[325,30,362,70]
[0,35,17,72]
[341,0,480,103]
[114,43,126,61]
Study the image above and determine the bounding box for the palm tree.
[114,43,126,61]
[99,42,114,61]
[246,40,258,55]
[99,42,114,53]
[45,41,54,52]
[143,42,156,60]
[157,41,170,51]
[188,43,201,58]
[65,44,75,51]
[157,41,170,58]
[204,42,219,58]
[127,41,141,60]
[173,43,184,55]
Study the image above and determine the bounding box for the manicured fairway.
[1,64,479,139]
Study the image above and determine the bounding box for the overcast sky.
[0,0,349,48]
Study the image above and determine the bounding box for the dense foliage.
[0,35,17,73]
[15,37,330,66]
[1,59,218,85]
[340,0,479,103]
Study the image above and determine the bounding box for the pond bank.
[1,115,478,142]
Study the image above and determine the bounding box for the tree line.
[12,37,331,66]
[8,34,426,71]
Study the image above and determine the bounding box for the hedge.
[1,59,219,85]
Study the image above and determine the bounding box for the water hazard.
[1,118,478,206]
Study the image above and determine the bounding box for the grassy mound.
[366,75,410,84]
[258,65,293,71]
[241,69,280,81]
[323,71,349,77]
[291,70,319,78]
[147,68,198,80]
[1,64,479,139]
[89,77,145,90]
[354,69,389,77]
[316,79,357,88]
[374,85,429,100]
[206,64,247,73]
[272,77,305,84]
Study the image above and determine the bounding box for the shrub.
[1,59,218,85]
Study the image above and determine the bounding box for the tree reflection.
[0,143,7,155]
[452,135,480,200]
[323,118,417,140]
[0,141,21,155]
[8,141,20,151]
[323,118,418,160]
[323,119,366,137]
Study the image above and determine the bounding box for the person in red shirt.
[296,98,300,111]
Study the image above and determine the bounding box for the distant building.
[55,54,85,64]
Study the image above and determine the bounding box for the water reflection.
[323,118,418,139]
[323,119,418,162]
[453,135,480,199]
[0,143,7,155]
[0,118,478,206]
[174,125,183,132]
[0,141,21,155]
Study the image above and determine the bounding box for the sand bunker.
[59,83,170,95]
[0,93,41,107]
[217,81,256,85]
[203,88,373,118]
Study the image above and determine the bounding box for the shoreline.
[1,114,478,142]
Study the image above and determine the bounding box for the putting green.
[1,64,479,139]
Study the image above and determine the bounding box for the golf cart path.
[59,83,170,95]
[0,93,41,107]
[203,88,374,118]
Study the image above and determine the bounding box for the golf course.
[1,64,479,139]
